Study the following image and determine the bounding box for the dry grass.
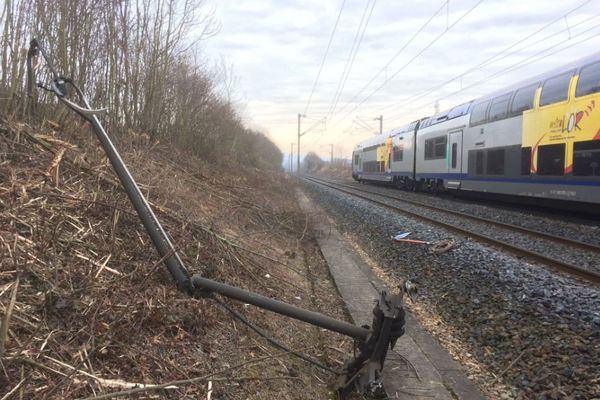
[0,115,352,399]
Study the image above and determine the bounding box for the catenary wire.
[327,0,486,131]
[331,0,449,118]
[327,0,377,117]
[382,2,598,122]
[212,296,341,375]
[304,0,347,115]
[386,24,600,125]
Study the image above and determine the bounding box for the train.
[351,51,600,207]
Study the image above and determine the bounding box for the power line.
[386,24,600,125]
[354,117,377,133]
[332,0,448,118]
[380,0,595,118]
[328,0,486,130]
[384,11,600,123]
[304,0,377,151]
[327,0,377,117]
[304,0,347,115]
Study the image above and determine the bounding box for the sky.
[201,0,600,166]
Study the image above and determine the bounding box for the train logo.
[547,100,595,135]
[565,111,584,133]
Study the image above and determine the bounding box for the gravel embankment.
[311,178,600,275]
[303,180,600,400]
[328,177,600,248]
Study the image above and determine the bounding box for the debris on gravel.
[303,180,600,400]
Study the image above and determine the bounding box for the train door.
[447,130,463,188]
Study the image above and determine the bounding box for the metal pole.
[297,113,301,175]
[330,144,333,164]
[191,275,370,340]
[373,115,383,135]
[27,40,191,292]
[290,142,294,174]
[86,112,191,291]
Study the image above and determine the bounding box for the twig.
[493,349,526,383]
[75,350,298,400]
[0,275,19,357]
[0,377,26,400]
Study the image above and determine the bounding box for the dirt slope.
[0,116,353,399]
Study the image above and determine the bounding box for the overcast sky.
[202,0,600,164]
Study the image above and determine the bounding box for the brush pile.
[0,115,352,399]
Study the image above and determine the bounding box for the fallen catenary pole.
[26,38,407,399]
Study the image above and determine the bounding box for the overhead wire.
[304,0,347,115]
[212,296,340,375]
[327,0,486,130]
[304,0,377,150]
[327,0,377,117]
[386,22,600,124]
[332,0,449,118]
[384,12,600,123]
[381,0,596,120]
[353,117,377,133]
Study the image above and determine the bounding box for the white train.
[352,52,600,205]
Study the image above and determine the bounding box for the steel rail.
[312,177,600,254]
[304,176,600,285]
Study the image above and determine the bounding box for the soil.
[0,115,355,399]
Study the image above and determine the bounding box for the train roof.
[472,50,600,104]
[353,119,420,151]
[353,131,390,150]
[419,101,473,129]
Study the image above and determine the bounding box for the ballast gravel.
[332,177,600,248]
[303,180,600,400]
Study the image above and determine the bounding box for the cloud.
[201,0,599,159]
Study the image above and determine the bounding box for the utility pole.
[374,115,383,134]
[297,113,306,175]
[290,142,295,174]
[329,144,333,165]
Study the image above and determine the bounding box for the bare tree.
[0,0,282,170]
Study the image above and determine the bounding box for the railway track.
[304,175,600,285]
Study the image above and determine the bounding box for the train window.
[537,143,565,175]
[425,140,434,159]
[354,154,360,165]
[363,145,379,153]
[363,161,384,173]
[470,101,490,126]
[425,136,447,159]
[393,145,403,162]
[573,140,600,176]
[434,136,447,158]
[451,143,457,168]
[576,62,600,97]
[448,102,472,120]
[521,147,532,175]
[486,149,505,175]
[476,151,484,175]
[510,84,538,116]
[539,71,573,106]
[488,94,512,122]
[425,139,433,160]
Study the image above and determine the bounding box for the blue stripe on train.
[356,171,600,187]
[416,173,600,187]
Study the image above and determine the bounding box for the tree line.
[0,0,282,169]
